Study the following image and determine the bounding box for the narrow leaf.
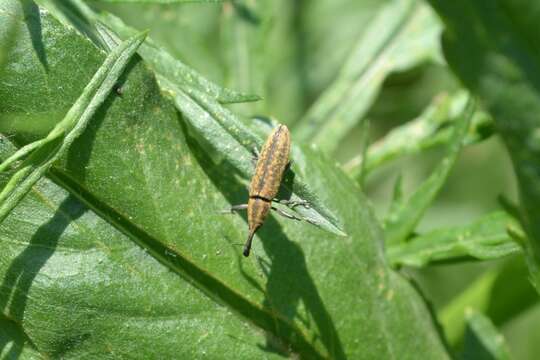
[0,31,146,223]
[387,212,522,267]
[439,259,537,346]
[427,0,540,293]
[36,0,257,104]
[219,0,265,115]
[94,11,259,104]
[159,76,346,236]
[344,91,493,178]
[384,97,475,245]
[295,0,441,152]
[387,173,404,216]
[0,4,19,74]
[355,115,371,188]
[460,309,511,360]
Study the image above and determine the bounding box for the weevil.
[228,124,308,257]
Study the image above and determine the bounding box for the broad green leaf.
[384,97,475,246]
[0,31,146,224]
[344,91,494,178]
[34,0,103,45]
[0,135,285,359]
[440,259,537,346]
[460,309,511,360]
[426,0,540,292]
[0,2,450,358]
[294,0,442,153]
[388,212,522,267]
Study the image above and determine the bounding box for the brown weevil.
[227,124,308,257]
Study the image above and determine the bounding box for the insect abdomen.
[249,125,291,200]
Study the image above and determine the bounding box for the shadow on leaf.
[182,118,346,359]
[20,0,48,71]
[0,194,86,356]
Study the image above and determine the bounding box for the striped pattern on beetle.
[227,124,307,257]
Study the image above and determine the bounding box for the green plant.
[1,0,538,359]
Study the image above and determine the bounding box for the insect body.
[245,124,291,256]
[228,124,305,257]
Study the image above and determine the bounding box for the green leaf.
[0,315,40,360]
[0,135,287,359]
[344,91,494,178]
[426,0,540,293]
[384,97,475,246]
[0,28,146,224]
[439,258,537,346]
[294,0,442,153]
[0,3,19,75]
[387,212,522,267]
[39,0,257,104]
[460,309,511,360]
[354,115,371,189]
[0,2,450,358]
[388,173,404,214]
[100,14,260,104]
[219,1,266,116]
[0,313,39,360]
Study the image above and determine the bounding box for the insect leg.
[221,204,248,214]
[271,206,302,221]
[274,199,310,209]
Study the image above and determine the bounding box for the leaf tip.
[138,30,150,41]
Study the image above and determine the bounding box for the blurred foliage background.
[90,0,537,357]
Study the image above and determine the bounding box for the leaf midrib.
[45,168,326,359]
